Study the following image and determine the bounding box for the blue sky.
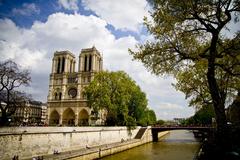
[0,0,143,40]
[0,0,197,120]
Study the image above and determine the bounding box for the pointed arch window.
[62,57,65,73]
[55,93,58,100]
[57,58,61,73]
[84,56,87,71]
[59,92,62,100]
[89,55,92,71]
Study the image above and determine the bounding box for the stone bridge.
[151,126,214,142]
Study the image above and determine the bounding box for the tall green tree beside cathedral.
[130,0,240,145]
[84,71,155,126]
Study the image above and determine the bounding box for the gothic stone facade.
[47,47,103,126]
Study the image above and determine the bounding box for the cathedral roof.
[81,46,101,56]
[54,50,75,58]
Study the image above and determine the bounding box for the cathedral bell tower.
[79,46,103,72]
[52,51,76,74]
[48,51,76,101]
[79,46,103,83]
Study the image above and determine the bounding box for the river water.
[101,130,200,160]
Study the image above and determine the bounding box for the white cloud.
[155,103,195,120]
[12,3,40,16]
[30,13,113,52]
[0,41,46,70]
[82,0,149,32]
[0,19,22,43]
[0,12,193,119]
[58,0,79,12]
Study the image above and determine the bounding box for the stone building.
[11,101,45,126]
[47,47,103,126]
[41,103,47,124]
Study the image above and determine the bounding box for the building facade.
[47,47,103,126]
[11,101,46,126]
[41,103,47,124]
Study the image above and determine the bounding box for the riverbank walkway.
[26,127,150,160]
[26,139,140,160]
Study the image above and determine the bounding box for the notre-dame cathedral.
[47,46,104,126]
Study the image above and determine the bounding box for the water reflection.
[101,130,200,160]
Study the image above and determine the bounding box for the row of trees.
[177,96,239,126]
[84,71,157,126]
[181,105,215,126]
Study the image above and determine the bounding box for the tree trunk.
[0,109,8,126]
[207,34,228,148]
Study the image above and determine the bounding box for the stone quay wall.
[0,126,140,160]
[69,130,169,160]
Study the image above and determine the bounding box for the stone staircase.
[134,127,147,139]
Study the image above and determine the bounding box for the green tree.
[146,109,157,125]
[183,105,215,126]
[174,57,239,109]
[194,105,215,125]
[228,90,240,124]
[138,108,157,126]
[130,0,240,143]
[156,119,165,126]
[84,71,153,126]
[173,60,211,108]
[0,60,31,126]
[128,85,148,123]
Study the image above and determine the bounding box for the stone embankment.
[0,126,169,160]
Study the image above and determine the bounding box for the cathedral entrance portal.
[49,110,60,125]
[79,109,89,126]
[62,108,75,126]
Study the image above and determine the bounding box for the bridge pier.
[152,130,159,142]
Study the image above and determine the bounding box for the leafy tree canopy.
[130,0,240,138]
[84,71,156,126]
[182,104,215,126]
[156,119,165,126]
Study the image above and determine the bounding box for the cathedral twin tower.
[47,46,103,126]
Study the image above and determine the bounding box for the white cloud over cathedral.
[82,0,150,32]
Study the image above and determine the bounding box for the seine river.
[101,130,200,160]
